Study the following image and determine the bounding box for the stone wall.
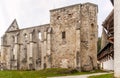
[114,0,120,77]
[50,4,80,69]
[0,21,50,70]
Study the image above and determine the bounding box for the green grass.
[0,68,106,78]
[88,74,113,78]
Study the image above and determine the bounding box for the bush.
[57,68,78,74]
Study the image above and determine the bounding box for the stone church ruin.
[0,2,98,71]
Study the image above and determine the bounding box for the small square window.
[62,31,66,39]
[57,16,60,20]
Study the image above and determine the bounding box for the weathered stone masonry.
[0,3,98,71]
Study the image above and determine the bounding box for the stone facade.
[114,0,120,77]
[1,20,50,70]
[0,3,98,71]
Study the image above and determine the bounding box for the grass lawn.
[88,74,113,78]
[0,68,106,78]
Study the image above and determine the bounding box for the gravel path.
[48,72,113,78]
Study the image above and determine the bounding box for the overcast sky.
[0,0,113,44]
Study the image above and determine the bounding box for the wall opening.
[24,33,28,42]
[12,36,15,43]
[91,23,94,32]
[68,13,73,18]
[39,32,42,40]
[24,34,28,38]
[91,23,95,37]
[57,16,60,20]
[62,31,66,39]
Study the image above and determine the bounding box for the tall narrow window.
[12,36,15,43]
[24,34,28,42]
[91,23,95,37]
[62,31,66,39]
[91,23,94,32]
[39,32,42,40]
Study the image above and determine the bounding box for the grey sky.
[0,0,113,44]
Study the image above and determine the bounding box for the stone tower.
[50,3,98,71]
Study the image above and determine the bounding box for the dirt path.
[48,72,113,78]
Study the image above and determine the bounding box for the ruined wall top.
[50,2,98,12]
